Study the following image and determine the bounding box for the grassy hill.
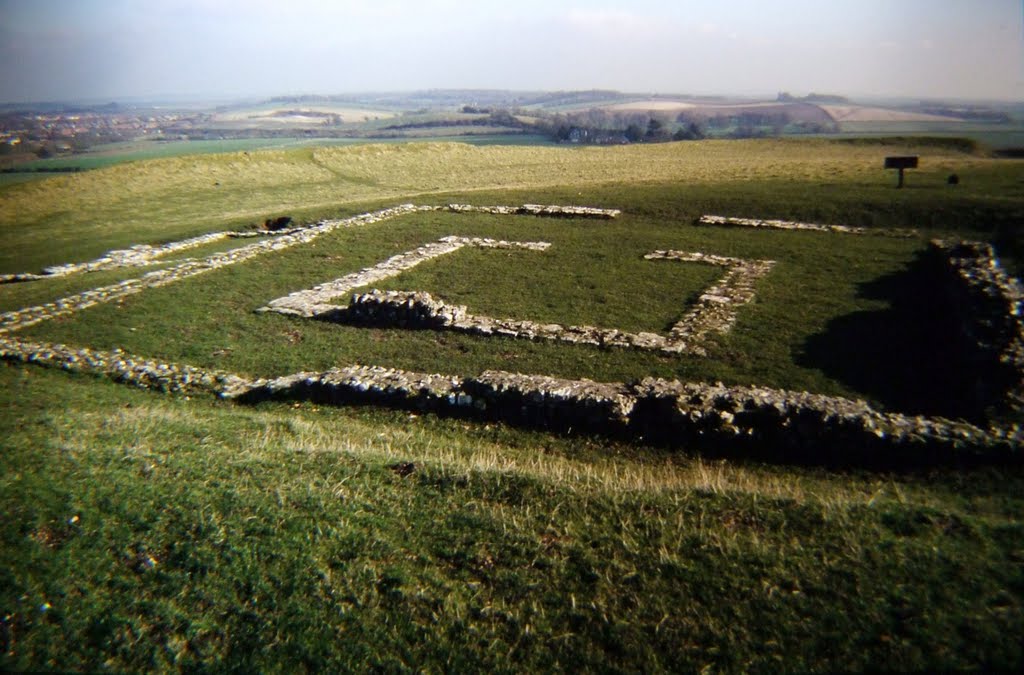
[2,139,1023,671]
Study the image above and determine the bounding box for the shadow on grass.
[798,251,982,421]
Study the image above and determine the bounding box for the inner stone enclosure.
[259,235,775,357]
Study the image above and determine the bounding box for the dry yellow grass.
[95,401,847,503]
[1,137,1011,274]
[82,400,1012,526]
[0,139,987,236]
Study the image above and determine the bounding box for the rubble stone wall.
[2,335,1018,464]
[440,203,621,219]
[0,207,432,285]
[260,236,551,318]
[0,204,421,333]
[645,250,775,347]
[340,288,676,352]
[930,239,1024,414]
[1,203,617,285]
[266,245,774,356]
[698,214,917,237]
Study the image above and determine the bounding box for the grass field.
[3,138,1021,273]
[0,135,558,188]
[2,138,1023,671]
[836,121,1024,150]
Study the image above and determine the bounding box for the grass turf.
[2,138,1023,671]
[2,365,1022,672]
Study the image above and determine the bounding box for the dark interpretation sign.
[884,156,919,188]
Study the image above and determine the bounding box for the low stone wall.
[41,231,234,276]
[2,335,1018,464]
[340,288,677,352]
[236,365,463,410]
[627,378,1013,463]
[441,204,621,219]
[0,204,420,333]
[698,214,917,237]
[0,207,428,285]
[645,251,775,345]
[467,370,636,431]
[0,336,250,395]
[0,231,231,284]
[226,226,315,238]
[261,236,550,318]
[228,367,1024,464]
[271,245,774,357]
[931,239,1024,415]
[1,202,616,286]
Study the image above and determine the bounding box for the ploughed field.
[2,139,1023,672]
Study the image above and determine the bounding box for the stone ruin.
[0,334,1017,466]
[698,214,918,238]
[0,204,618,286]
[1,202,1021,466]
[441,203,621,219]
[262,238,775,357]
[929,238,1024,416]
[260,236,551,319]
[0,212,394,285]
[0,204,422,333]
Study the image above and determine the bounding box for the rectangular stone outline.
[644,251,776,348]
[259,236,550,318]
[260,240,774,356]
[0,203,1019,459]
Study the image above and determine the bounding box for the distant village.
[0,105,204,161]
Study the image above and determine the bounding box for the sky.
[0,0,1021,103]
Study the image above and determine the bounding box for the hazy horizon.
[1,0,1022,104]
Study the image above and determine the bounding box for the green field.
[2,139,1023,671]
[1,134,557,185]
[836,121,1024,150]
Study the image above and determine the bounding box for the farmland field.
[2,138,1023,671]
[835,121,1024,150]
[210,104,399,124]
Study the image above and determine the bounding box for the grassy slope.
[2,366,1022,672]
[2,139,1024,671]
[3,138,1021,272]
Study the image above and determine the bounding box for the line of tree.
[529,109,707,144]
[777,92,850,104]
[527,107,835,144]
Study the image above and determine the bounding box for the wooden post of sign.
[884,156,919,188]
